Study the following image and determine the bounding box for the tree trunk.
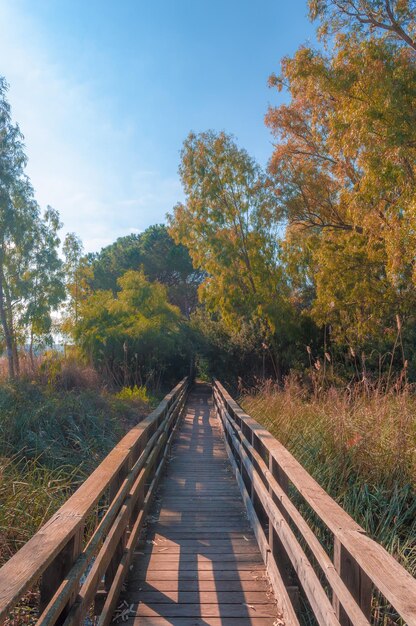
[29,326,35,370]
[0,268,15,379]
[4,278,19,376]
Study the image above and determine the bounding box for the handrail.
[213,379,416,626]
[0,377,189,626]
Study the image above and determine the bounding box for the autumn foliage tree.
[310,0,416,50]
[265,3,416,365]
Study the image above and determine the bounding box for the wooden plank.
[214,381,362,533]
[114,384,281,626]
[337,529,416,626]
[138,554,263,563]
[333,537,372,625]
[155,514,250,520]
[223,412,339,626]
[138,533,258,551]
[128,591,275,603]
[133,603,278,617]
[152,526,253,533]
[97,387,186,626]
[39,526,83,625]
[37,402,183,626]
[218,405,299,626]
[126,580,271,592]
[65,406,183,626]
[126,618,281,626]
[221,398,371,626]
[145,532,256,538]
[139,543,260,552]
[129,570,270,582]
[133,562,265,572]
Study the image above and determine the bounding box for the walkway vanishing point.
[119,384,280,626]
[0,379,415,626]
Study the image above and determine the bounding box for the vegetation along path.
[117,382,281,625]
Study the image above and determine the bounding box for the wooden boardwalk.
[118,383,281,625]
[1,378,415,626]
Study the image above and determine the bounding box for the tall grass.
[0,356,154,568]
[241,378,415,623]
[0,354,155,624]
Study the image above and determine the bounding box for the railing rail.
[0,377,189,626]
[213,379,416,626]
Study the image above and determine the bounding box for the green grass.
[241,381,415,624]
[0,378,153,568]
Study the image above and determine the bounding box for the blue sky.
[0,0,316,252]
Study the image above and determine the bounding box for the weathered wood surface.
[115,383,282,626]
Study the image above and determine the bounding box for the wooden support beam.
[333,538,372,625]
[39,527,83,625]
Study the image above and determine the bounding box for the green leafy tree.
[0,78,65,377]
[87,225,203,317]
[21,207,65,363]
[75,270,190,388]
[168,131,295,377]
[62,233,92,336]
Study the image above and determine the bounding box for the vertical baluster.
[333,537,372,625]
[268,456,299,611]
[39,525,84,624]
[104,463,129,591]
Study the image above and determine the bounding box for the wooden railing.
[213,379,416,626]
[0,377,189,626]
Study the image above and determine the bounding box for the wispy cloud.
[0,1,182,252]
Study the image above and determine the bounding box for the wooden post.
[39,527,83,624]
[333,537,373,625]
[131,436,147,529]
[268,456,299,611]
[105,464,129,592]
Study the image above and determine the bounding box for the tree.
[87,225,203,317]
[265,19,416,357]
[75,270,189,388]
[168,131,295,378]
[309,0,416,51]
[0,77,64,377]
[21,207,65,364]
[62,232,92,336]
[135,225,203,317]
[86,234,142,294]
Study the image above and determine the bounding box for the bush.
[116,385,153,403]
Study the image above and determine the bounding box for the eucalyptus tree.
[0,78,65,376]
[62,232,90,335]
[22,207,66,363]
[265,0,416,357]
[168,131,295,378]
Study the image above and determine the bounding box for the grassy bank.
[0,362,154,568]
[241,381,415,620]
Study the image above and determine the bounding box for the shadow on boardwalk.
[117,382,279,626]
